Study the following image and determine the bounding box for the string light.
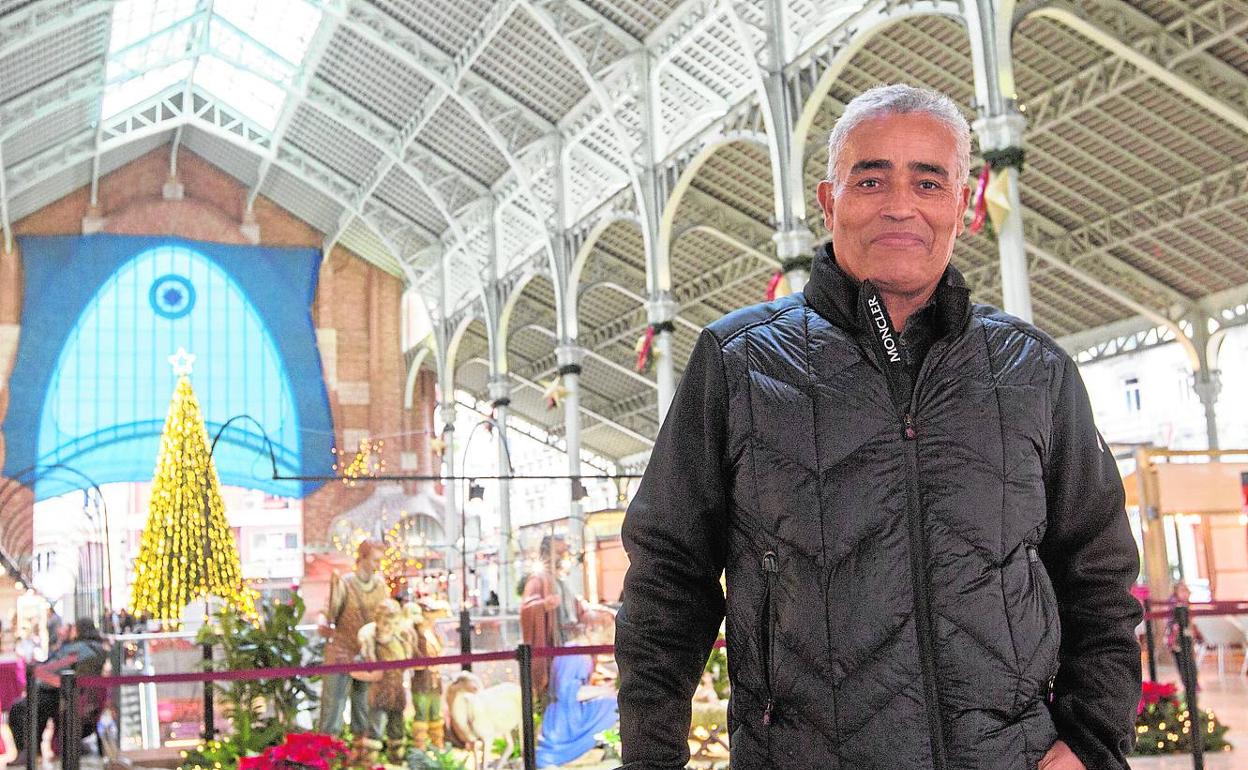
[331,437,385,487]
[331,510,435,593]
[129,372,257,627]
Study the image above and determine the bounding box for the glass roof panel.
[195,54,287,131]
[103,0,324,132]
[108,0,199,53]
[213,0,323,66]
[101,60,192,119]
[208,18,293,84]
[108,19,195,82]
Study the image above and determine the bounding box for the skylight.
[102,0,325,133]
[196,55,287,131]
[213,0,323,65]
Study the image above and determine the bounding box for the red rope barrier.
[532,644,615,659]
[79,637,731,689]
[1142,599,1248,622]
[78,649,518,689]
[529,638,725,659]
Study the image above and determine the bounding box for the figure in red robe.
[521,534,583,697]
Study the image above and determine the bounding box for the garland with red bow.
[636,321,676,373]
[766,256,814,301]
[969,147,1026,237]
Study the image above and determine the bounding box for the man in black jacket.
[615,84,1142,770]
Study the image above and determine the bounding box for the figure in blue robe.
[534,653,618,768]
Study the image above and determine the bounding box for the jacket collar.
[803,241,971,339]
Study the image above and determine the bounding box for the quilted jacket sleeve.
[1040,354,1143,769]
[615,330,731,770]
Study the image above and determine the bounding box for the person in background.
[7,618,106,763]
[52,622,72,655]
[1164,580,1204,656]
[101,607,121,636]
[44,608,61,657]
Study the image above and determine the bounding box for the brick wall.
[0,145,434,583]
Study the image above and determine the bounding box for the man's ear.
[955,182,971,237]
[816,180,836,231]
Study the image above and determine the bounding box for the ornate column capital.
[487,375,512,407]
[646,291,678,326]
[772,226,815,262]
[439,403,457,429]
[556,342,584,375]
[972,110,1026,153]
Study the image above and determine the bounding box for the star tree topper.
[168,347,196,376]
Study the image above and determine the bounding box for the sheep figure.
[446,671,522,770]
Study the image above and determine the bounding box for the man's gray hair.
[825,84,971,190]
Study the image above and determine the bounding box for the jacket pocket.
[761,550,778,726]
[1026,544,1061,685]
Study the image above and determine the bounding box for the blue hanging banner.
[3,234,335,500]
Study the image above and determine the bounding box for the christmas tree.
[130,348,256,627]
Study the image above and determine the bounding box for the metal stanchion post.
[61,668,79,770]
[1143,597,1158,682]
[202,642,215,739]
[109,641,124,744]
[517,644,536,770]
[460,609,473,672]
[24,661,38,770]
[1173,604,1204,770]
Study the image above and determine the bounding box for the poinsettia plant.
[1138,681,1178,713]
[235,732,384,770]
[1130,680,1231,755]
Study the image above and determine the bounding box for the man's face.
[817,112,971,297]
[357,550,380,579]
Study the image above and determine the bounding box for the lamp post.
[454,414,513,669]
[205,413,274,740]
[27,465,112,624]
[459,475,473,669]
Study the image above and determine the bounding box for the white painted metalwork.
[4,0,1248,464]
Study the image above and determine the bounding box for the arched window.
[4,235,333,499]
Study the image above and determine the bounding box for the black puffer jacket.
[616,249,1142,770]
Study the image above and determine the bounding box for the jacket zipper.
[854,292,954,768]
[903,340,951,770]
[1027,544,1061,702]
[762,550,778,726]
[903,418,947,769]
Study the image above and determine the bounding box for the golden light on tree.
[129,349,256,627]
